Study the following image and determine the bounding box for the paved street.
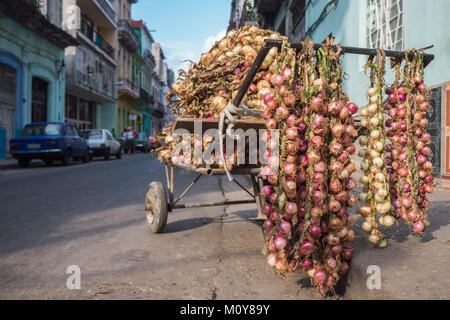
[0,154,449,300]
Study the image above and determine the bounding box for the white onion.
[370,130,380,139]
[369,117,380,127]
[375,172,385,183]
[370,95,379,103]
[361,119,368,127]
[377,188,388,198]
[373,157,384,168]
[358,149,367,157]
[376,202,390,214]
[359,136,368,146]
[368,104,378,114]
[361,162,369,171]
[361,175,369,185]
[368,87,377,97]
[373,141,384,152]
[359,193,368,202]
[362,222,373,232]
[370,150,380,158]
[360,107,369,117]
[383,215,395,227]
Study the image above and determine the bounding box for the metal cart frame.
[145,39,435,233]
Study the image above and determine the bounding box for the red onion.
[286,127,298,140]
[262,185,274,197]
[310,97,323,112]
[283,163,296,176]
[326,258,337,269]
[312,190,325,204]
[342,246,354,261]
[328,101,343,115]
[313,269,327,283]
[329,244,342,256]
[266,99,278,111]
[276,106,290,120]
[330,142,343,156]
[339,262,349,274]
[329,180,343,193]
[286,114,297,127]
[283,93,296,107]
[262,204,273,215]
[274,234,287,250]
[329,200,341,213]
[346,102,358,114]
[280,220,292,234]
[413,221,425,233]
[285,201,297,215]
[266,118,277,129]
[301,259,313,270]
[299,240,314,255]
[264,93,275,104]
[263,219,274,231]
[309,225,321,238]
[345,178,357,190]
[282,67,294,81]
[270,74,284,87]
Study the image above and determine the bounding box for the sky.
[132,0,231,75]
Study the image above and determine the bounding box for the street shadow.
[163,217,216,233]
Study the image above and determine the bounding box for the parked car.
[9,122,90,167]
[135,133,151,152]
[148,135,161,149]
[81,129,122,160]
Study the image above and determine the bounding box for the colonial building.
[132,19,156,136]
[0,0,77,158]
[151,42,167,134]
[231,0,450,183]
[62,0,118,131]
[116,0,141,135]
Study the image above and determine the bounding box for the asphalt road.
[0,154,449,300]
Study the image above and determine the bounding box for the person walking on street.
[122,127,135,154]
[111,128,117,139]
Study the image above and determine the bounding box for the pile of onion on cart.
[157,26,434,296]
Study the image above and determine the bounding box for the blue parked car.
[9,122,90,167]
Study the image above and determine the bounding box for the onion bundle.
[358,52,392,247]
[384,51,432,233]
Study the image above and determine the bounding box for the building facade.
[116,0,142,135]
[232,0,450,182]
[132,19,156,136]
[62,0,118,131]
[0,0,77,158]
[151,42,168,134]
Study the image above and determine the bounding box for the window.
[22,124,62,137]
[367,0,403,50]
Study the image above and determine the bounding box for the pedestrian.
[111,128,117,139]
[125,127,136,154]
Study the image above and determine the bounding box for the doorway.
[32,77,48,123]
[0,63,17,152]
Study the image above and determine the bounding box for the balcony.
[118,77,140,99]
[139,88,154,104]
[94,0,115,23]
[118,19,139,52]
[152,102,165,117]
[77,0,116,29]
[80,15,115,59]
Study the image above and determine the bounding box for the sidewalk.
[0,158,18,170]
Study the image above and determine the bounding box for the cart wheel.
[145,181,168,233]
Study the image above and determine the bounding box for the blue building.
[0,0,77,159]
[231,0,450,182]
